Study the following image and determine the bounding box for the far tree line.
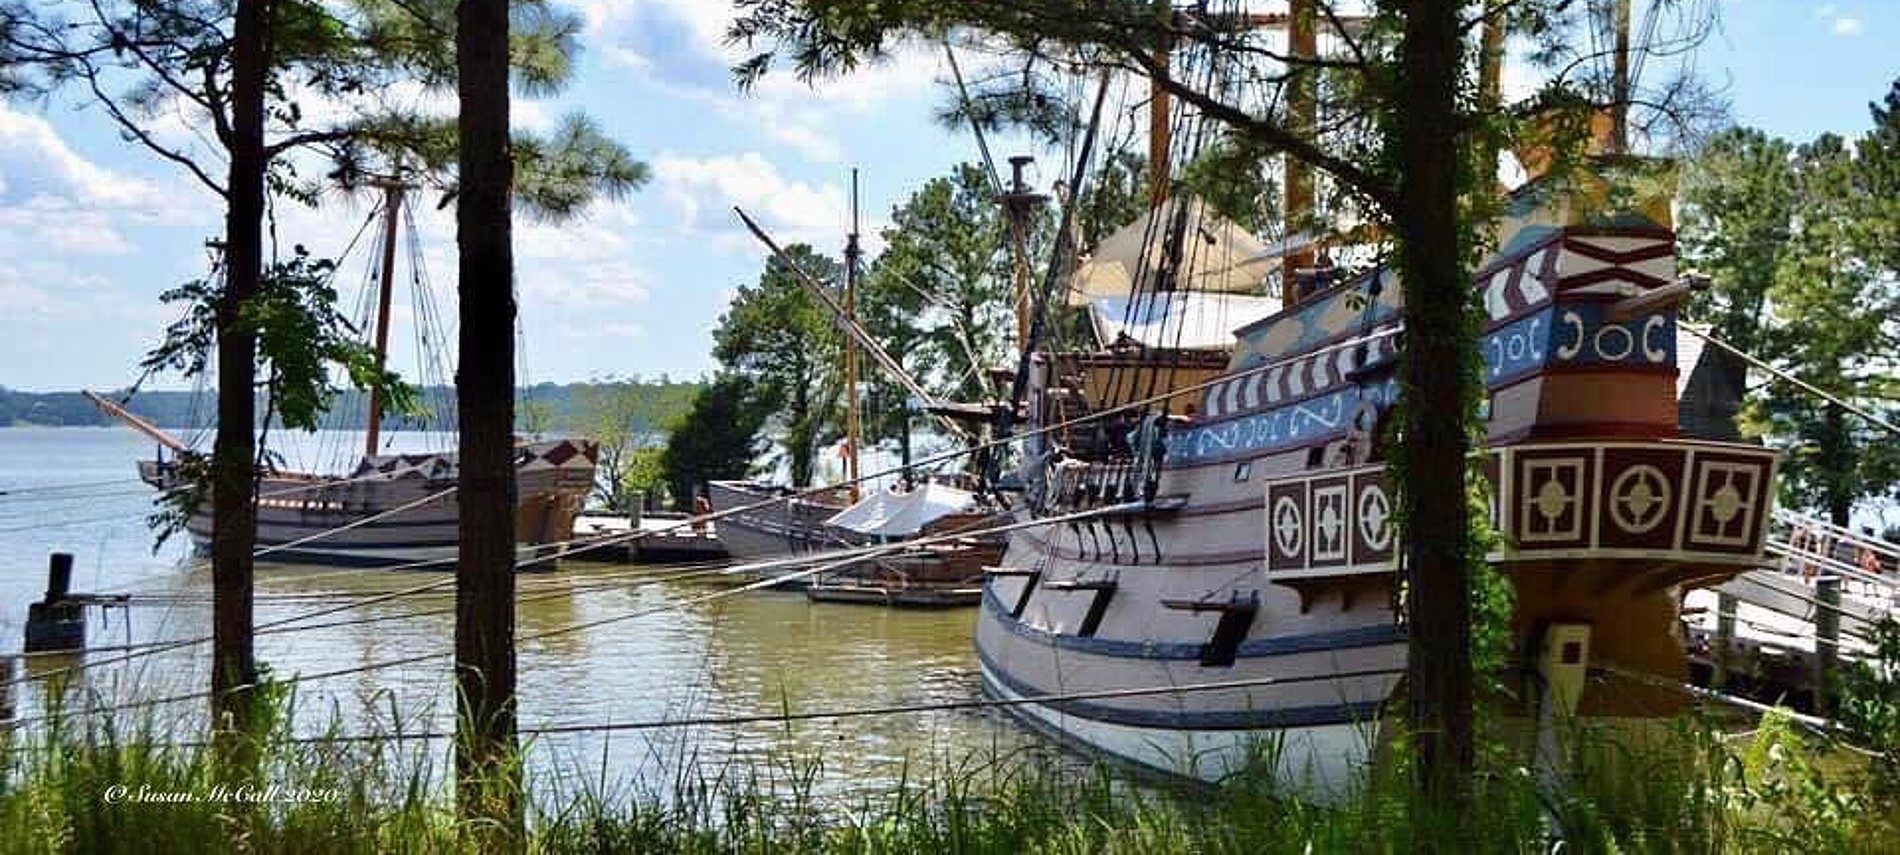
[0,380,701,434]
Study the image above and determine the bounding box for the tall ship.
[972,16,1778,793]
[91,182,598,569]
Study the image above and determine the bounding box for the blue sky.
[0,0,1892,393]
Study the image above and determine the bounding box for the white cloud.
[579,0,942,166]
[0,265,66,318]
[0,103,167,209]
[1815,4,1865,36]
[651,151,848,250]
[0,196,136,256]
[522,260,653,307]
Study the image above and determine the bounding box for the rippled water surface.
[0,427,1044,796]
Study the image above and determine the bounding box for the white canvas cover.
[824,482,977,538]
[1088,292,1283,351]
[1067,197,1276,305]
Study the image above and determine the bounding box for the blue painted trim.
[983,585,1403,660]
[977,646,1387,731]
[1166,382,1399,465]
[1169,304,1679,467]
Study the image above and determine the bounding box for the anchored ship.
[977,153,1781,791]
[90,181,597,569]
[970,5,1778,791]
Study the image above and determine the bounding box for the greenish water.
[0,427,1039,799]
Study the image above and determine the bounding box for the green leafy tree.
[662,375,769,509]
[1679,128,1797,354]
[857,255,931,478]
[578,377,701,511]
[1758,134,1900,525]
[1681,94,1900,526]
[5,0,643,739]
[713,244,845,488]
[876,163,1019,403]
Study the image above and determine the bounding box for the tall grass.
[2,693,1897,853]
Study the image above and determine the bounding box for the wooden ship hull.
[807,536,1003,608]
[93,184,603,573]
[978,222,1780,793]
[140,439,598,569]
[705,480,863,583]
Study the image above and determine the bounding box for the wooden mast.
[1001,156,1048,355]
[843,169,863,502]
[1280,0,1318,304]
[1609,0,1632,153]
[363,180,404,458]
[1141,3,1342,302]
[1148,0,1173,206]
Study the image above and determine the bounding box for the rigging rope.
[0,503,1146,726]
[16,327,1405,694]
[130,667,1411,749]
[1678,324,1900,437]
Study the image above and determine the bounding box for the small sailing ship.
[92,182,598,569]
[706,479,861,561]
[717,171,1006,586]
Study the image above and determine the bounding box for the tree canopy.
[711,243,845,488]
[661,374,769,509]
[1681,80,1900,525]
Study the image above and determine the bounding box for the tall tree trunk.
[455,0,521,832]
[790,378,813,487]
[1397,0,1476,800]
[211,0,267,741]
[1823,402,1852,527]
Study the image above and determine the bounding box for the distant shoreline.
[0,380,702,434]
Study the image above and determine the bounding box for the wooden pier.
[1682,510,1897,711]
[566,512,728,564]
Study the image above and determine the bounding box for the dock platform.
[568,512,728,564]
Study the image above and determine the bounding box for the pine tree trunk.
[1823,403,1852,527]
[1397,0,1476,800]
[454,0,521,832]
[211,0,266,740]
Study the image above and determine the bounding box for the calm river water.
[0,427,1044,799]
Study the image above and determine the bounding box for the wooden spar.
[364,180,404,458]
[1280,0,1318,303]
[1000,156,1049,357]
[843,170,863,503]
[1139,2,1354,300]
[1148,0,1173,206]
[732,206,970,441]
[81,390,190,453]
[1610,0,1632,154]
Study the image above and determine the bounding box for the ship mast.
[363,178,405,458]
[843,169,863,502]
[1609,0,1632,154]
[1141,1,1333,303]
[1148,0,1174,206]
[1280,0,1318,303]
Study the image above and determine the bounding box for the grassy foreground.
[1,697,1897,854]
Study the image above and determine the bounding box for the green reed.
[2,691,1897,854]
